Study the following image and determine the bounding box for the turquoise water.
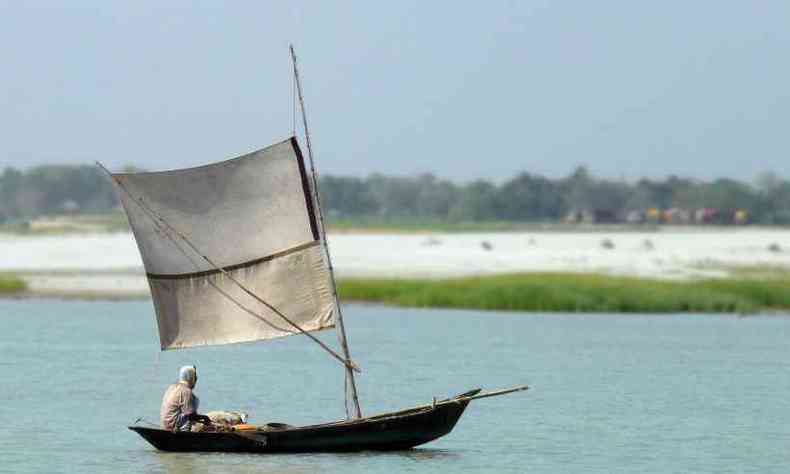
[1,300,789,473]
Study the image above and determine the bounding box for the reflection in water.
[336,448,460,462]
[397,448,460,461]
[143,448,459,474]
[147,451,313,474]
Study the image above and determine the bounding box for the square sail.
[112,138,335,350]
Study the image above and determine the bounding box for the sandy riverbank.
[2,228,790,299]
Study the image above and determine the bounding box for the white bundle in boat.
[206,410,249,426]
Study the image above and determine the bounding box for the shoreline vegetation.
[337,273,790,314]
[7,214,790,238]
[0,275,27,294]
[5,271,790,315]
[5,211,790,237]
[0,212,672,235]
[6,164,790,228]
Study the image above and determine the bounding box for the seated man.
[160,365,212,432]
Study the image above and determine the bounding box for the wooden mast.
[290,44,363,419]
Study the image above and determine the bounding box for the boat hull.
[129,389,479,453]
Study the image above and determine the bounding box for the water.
[1,301,789,473]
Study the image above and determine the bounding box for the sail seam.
[146,240,320,280]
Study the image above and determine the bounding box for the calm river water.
[1,300,789,473]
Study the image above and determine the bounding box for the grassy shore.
[5,268,789,314]
[0,275,27,295]
[338,273,790,314]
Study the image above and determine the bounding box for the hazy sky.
[1,1,788,181]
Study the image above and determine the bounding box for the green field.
[0,275,27,294]
[338,273,790,314]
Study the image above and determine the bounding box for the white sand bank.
[2,228,790,298]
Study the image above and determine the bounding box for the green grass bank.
[338,273,790,314]
[0,275,27,294]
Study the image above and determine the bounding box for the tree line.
[3,164,790,225]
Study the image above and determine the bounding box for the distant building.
[625,210,646,224]
[577,209,620,224]
[719,209,737,225]
[695,208,720,224]
[734,209,749,225]
[59,199,81,214]
[646,208,661,223]
[564,210,583,224]
[663,208,692,225]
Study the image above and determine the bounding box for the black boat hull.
[130,389,480,453]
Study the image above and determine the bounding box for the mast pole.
[290,44,363,419]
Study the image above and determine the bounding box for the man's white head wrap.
[178,365,197,388]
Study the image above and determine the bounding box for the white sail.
[113,138,335,350]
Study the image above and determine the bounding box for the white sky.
[1,1,788,181]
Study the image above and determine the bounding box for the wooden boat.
[108,46,527,453]
[128,388,527,453]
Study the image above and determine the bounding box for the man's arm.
[186,412,212,424]
[182,392,211,424]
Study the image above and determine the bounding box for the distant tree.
[561,165,595,211]
[414,173,457,219]
[0,167,24,218]
[449,179,498,221]
[756,171,782,194]
[697,178,757,211]
[754,174,790,224]
[560,166,630,214]
[1,161,787,226]
[624,182,658,210]
[497,172,564,220]
[320,175,377,216]
[588,180,631,212]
